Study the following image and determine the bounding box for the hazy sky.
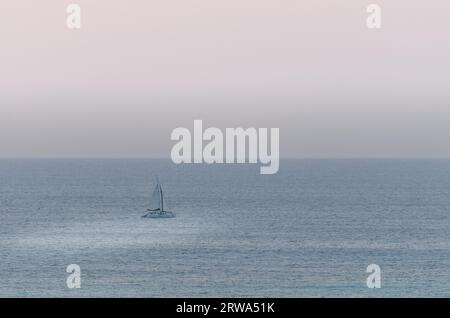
[1,0,449,158]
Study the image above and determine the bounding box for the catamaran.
[142,179,176,218]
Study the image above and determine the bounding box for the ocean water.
[1,159,450,297]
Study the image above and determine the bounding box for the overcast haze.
[1,0,450,158]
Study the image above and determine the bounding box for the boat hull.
[142,211,176,218]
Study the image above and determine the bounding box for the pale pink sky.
[1,1,449,158]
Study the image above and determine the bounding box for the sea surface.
[1,159,450,297]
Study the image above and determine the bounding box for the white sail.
[149,183,161,211]
[159,184,168,212]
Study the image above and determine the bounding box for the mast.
[159,184,164,212]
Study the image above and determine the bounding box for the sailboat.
[142,179,176,218]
